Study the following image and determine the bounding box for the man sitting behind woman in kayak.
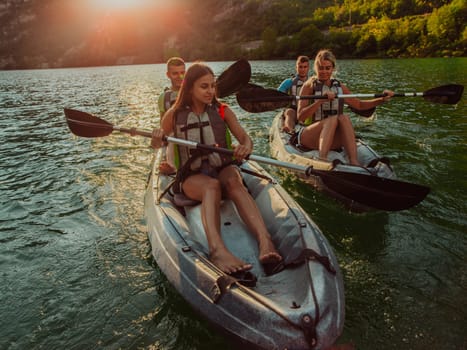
[278,55,310,133]
[150,62,282,275]
[158,57,186,175]
[296,49,394,165]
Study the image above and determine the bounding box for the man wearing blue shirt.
[278,55,310,133]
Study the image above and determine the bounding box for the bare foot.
[258,237,282,264]
[159,161,175,175]
[210,247,252,274]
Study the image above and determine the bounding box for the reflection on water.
[0,58,466,349]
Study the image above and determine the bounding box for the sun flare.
[92,0,153,11]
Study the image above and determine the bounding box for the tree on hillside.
[426,0,467,55]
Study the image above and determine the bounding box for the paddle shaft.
[64,108,430,211]
[236,84,463,113]
[77,119,312,175]
[244,92,438,102]
[303,92,443,99]
[114,125,152,138]
[64,114,310,174]
[166,136,429,211]
[165,137,312,175]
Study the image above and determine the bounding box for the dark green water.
[0,58,465,349]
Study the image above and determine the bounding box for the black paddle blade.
[315,170,430,211]
[216,59,251,98]
[237,84,291,113]
[64,108,114,137]
[423,84,464,104]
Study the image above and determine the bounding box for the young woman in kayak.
[150,62,282,275]
[297,49,394,165]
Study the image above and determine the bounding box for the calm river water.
[0,58,465,350]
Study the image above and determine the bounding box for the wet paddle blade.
[216,59,251,98]
[236,84,291,113]
[64,108,114,137]
[422,84,464,104]
[246,148,431,211]
[316,170,430,211]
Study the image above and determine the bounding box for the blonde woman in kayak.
[297,49,394,165]
[151,62,282,275]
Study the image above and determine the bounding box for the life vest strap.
[322,109,338,116]
[180,121,210,132]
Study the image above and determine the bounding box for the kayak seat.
[160,180,201,208]
[167,167,254,208]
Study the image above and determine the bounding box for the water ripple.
[0,59,466,350]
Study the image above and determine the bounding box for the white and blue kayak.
[269,112,429,212]
[144,148,345,350]
[235,82,434,212]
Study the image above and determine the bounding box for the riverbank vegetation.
[190,0,466,60]
[0,0,465,69]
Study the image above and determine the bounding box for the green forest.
[186,0,466,60]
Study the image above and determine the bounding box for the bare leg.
[298,123,322,150]
[182,174,252,274]
[159,144,176,174]
[298,116,358,164]
[282,108,297,133]
[219,166,282,264]
[318,116,338,160]
[337,114,360,165]
[159,161,175,175]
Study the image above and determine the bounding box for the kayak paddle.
[216,59,251,98]
[236,83,464,113]
[237,83,376,117]
[64,108,430,211]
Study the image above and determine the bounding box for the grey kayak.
[269,112,397,211]
[144,149,345,350]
